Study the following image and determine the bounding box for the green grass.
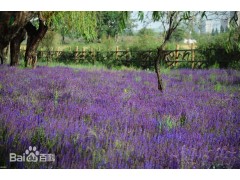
[18,58,175,75]
[19,59,151,72]
[40,61,107,70]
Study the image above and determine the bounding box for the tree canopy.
[49,12,98,41]
[97,12,122,39]
[0,11,101,67]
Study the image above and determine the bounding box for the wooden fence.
[20,45,213,69]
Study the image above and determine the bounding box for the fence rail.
[20,46,222,69]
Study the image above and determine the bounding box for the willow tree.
[50,12,98,41]
[24,11,130,68]
[96,11,130,41]
[0,11,117,68]
[24,11,98,68]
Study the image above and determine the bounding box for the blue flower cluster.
[0,65,239,168]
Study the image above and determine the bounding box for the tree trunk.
[2,45,10,64]
[0,46,4,64]
[24,18,48,68]
[155,47,164,91]
[25,38,38,68]
[0,45,9,65]
[0,39,9,65]
[0,12,35,65]
[10,28,26,66]
[0,49,3,64]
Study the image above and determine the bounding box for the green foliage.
[31,127,46,146]
[165,117,175,129]
[48,12,98,41]
[180,114,187,127]
[170,27,185,42]
[158,113,188,133]
[39,31,61,51]
[211,62,220,69]
[128,28,160,51]
[100,35,116,50]
[54,90,59,106]
[135,76,142,82]
[197,33,240,68]
[97,12,120,39]
[229,60,240,70]
[164,42,176,50]
[214,82,223,92]
[0,121,7,146]
[96,12,130,39]
[138,28,156,36]
[209,73,216,82]
[213,81,228,92]
[45,11,131,44]
[158,115,178,132]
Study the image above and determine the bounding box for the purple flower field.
[0,65,240,168]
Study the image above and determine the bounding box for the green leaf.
[201,11,207,19]
[138,11,144,21]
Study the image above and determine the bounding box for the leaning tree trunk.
[154,46,165,92]
[10,28,26,66]
[154,26,174,92]
[24,19,48,68]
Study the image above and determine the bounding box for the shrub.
[197,33,240,68]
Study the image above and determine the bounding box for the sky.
[131,11,161,32]
[131,11,231,33]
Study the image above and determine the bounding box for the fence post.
[91,47,95,65]
[116,46,119,60]
[82,47,86,60]
[126,48,130,60]
[51,47,54,61]
[74,46,78,63]
[175,44,179,66]
[90,47,92,62]
[40,48,43,59]
[96,47,100,62]
[191,43,195,69]
[56,47,60,59]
